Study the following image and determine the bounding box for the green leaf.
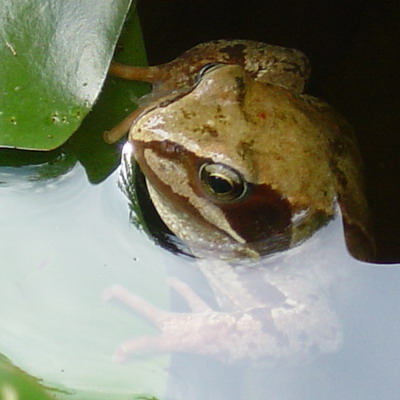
[68,8,150,183]
[0,0,133,150]
[0,353,64,399]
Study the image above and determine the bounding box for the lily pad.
[0,0,133,150]
[0,353,62,399]
[68,9,150,183]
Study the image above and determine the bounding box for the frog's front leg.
[103,280,232,362]
[109,62,167,83]
[103,281,279,363]
[104,276,342,364]
[104,108,144,144]
[103,63,168,144]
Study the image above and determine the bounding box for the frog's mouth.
[119,143,194,258]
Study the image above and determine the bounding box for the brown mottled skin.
[110,40,310,95]
[104,40,374,364]
[106,39,374,261]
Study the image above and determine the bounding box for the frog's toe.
[166,277,212,312]
[102,284,123,300]
[112,335,183,362]
[103,284,170,328]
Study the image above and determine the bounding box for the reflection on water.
[105,219,345,365]
[1,159,400,399]
[0,163,170,398]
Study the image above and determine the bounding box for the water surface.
[1,152,399,400]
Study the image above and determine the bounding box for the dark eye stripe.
[217,183,292,245]
[132,138,293,249]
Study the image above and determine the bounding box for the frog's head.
[128,64,372,260]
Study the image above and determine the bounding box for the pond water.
[1,144,400,400]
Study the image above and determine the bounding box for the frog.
[103,40,375,364]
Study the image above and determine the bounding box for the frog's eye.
[199,162,248,203]
[196,63,223,80]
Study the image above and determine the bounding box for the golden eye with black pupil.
[199,162,248,203]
